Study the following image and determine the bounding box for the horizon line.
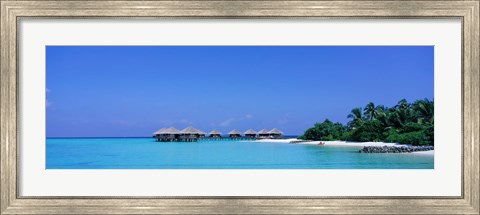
[46,135,302,139]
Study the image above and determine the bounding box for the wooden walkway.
[199,137,257,141]
[155,137,258,142]
[155,137,199,142]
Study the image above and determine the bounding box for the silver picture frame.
[1,0,478,214]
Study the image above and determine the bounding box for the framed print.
[1,0,479,214]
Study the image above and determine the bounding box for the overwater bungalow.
[156,127,181,142]
[153,128,166,138]
[198,129,206,138]
[268,128,284,139]
[209,129,222,138]
[244,129,257,138]
[154,127,282,141]
[180,126,204,141]
[257,129,270,138]
[228,129,241,138]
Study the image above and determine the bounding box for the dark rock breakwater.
[359,145,434,153]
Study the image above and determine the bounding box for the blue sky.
[46,46,433,137]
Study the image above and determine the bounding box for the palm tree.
[389,99,412,128]
[395,99,410,110]
[413,98,434,124]
[347,107,364,129]
[375,107,390,128]
[363,102,377,121]
[392,107,414,127]
[376,105,386,112]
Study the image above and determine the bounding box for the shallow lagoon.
[46,138,434,169]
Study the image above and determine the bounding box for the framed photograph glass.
[1,0,478,214]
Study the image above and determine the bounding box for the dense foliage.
[298,99,434,146]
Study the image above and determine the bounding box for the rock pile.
[359,145,434,153]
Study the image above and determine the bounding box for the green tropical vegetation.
[298,99,434,146]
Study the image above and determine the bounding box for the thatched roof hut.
[228,129,241,135]
[197,129,207,137]
[209,129,222,135]
[268,128,283,134]
[257,129,269,137]
[244,129,257,135]
[160,127,180,135]
[244,129,257,137]
[180,126,205,138]
[268,128,284,138]
[228,129,241,137]
[209,129,222,137]
[258,129,269,134]
[153,128,166,135]
[181,126,203,134]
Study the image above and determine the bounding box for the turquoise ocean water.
[46,138,434,169]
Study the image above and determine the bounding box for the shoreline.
[253,139,434,156]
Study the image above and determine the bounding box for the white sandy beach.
[254,139,434,155]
